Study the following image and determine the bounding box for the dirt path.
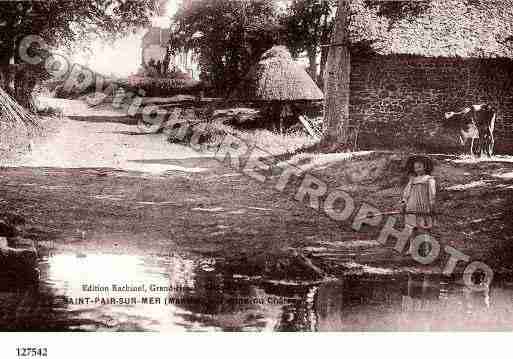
[18,105,208,174]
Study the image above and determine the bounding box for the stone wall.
[350,54,513,154]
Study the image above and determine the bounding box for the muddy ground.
[2,99,513,285]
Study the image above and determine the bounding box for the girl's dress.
[402,174,436,229]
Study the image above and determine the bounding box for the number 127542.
[16,348,47,357]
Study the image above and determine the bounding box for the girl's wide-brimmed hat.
[405,155,434,174]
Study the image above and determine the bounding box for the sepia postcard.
[0,0,512,357]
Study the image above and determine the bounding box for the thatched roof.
[351,0,513,58]
[233,46,324,102]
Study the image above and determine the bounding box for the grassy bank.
[267,151,513,274]
[166,121,513,278]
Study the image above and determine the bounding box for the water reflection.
[0,251,291,331]
[312,273,507,331]
[1,251,513,331]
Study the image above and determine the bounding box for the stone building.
[346,0,513,154]
[351,54,513,154]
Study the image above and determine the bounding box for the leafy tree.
[169,0,282,95]
[0,0,159,108]
[282,0,336,85]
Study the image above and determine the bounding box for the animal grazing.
[443,104,496,157]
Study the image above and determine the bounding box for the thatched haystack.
[0,86,40,128]
[233,46,324,102]
[231,46,323,132]
[0,86,41,156]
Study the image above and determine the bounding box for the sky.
[70,1,180,77]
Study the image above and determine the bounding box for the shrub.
[36,105,63,117]
[48,71,203,99]
[123,77,202,97]
[51,76,119,99]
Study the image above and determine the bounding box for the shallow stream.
[1,249,512,331]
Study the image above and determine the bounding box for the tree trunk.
[318,47,328,88]
[162,45,173,75]
[13,35,38,112]
[0,38,15,96]
[306,47,317,80]
[0,35,39,112]
[321,0,350,150]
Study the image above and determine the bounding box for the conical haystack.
[0,86,41,155]
[0,86,40,130]
[234,46,324,102]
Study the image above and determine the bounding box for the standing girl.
[400,156,436,254]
